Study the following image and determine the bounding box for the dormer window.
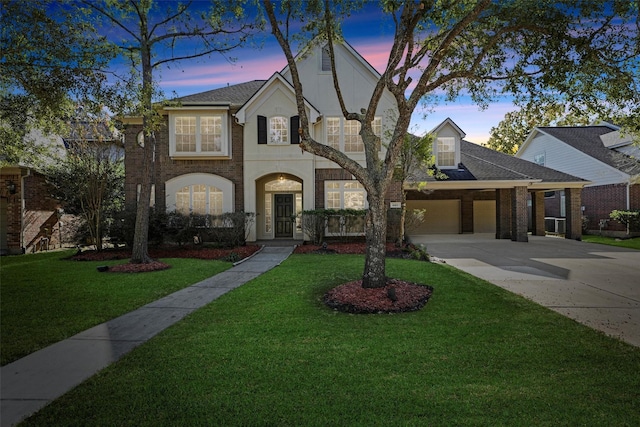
[436,137,456,168]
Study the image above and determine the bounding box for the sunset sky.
[150,6,517,145]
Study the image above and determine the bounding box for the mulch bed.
[324,278,433,314]
[295,242,433,313]
[293,242,427,260]
[70,245,262,273]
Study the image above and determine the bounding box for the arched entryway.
[256,173,303,240]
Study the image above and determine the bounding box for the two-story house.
[123,41,589,243]
[123,41,399,243]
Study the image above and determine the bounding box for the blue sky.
[151,5,517,144]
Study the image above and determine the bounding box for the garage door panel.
[473,200,496,233]
[406,200,460,234]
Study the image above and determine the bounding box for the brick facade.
[581,183,640,233]
[1,170,65,254]
[124,114,246,212]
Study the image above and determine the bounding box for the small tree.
[393,133,433,245]
[46,112,124,251]
[610,210,640,235]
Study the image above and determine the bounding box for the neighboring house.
[122,41,588,243]
[0,123,122,255]
[516,124,640,235]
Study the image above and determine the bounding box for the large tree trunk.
[362,193,387,288]
[130,34,154,264]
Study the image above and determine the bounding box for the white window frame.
[269,116,289,145]
[436,136,456,169]
[165,173,233,215]
[324,117,381,153]
[169,112,229,158]
[324,180,367,236]
[174,184,224,216]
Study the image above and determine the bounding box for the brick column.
[511,186,528,242]
[495,188,511,239]
[461,192,474,233]
[565,187,582,240]
[531,191,546,236]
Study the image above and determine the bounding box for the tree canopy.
[263,0,639,288]
[0,0,114,166]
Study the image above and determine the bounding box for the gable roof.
[523,126,640,177]
[280,38,382,80]
[176,80,267,107]
[235,72,321,124]
[430,117,466,138]
[460,140,585,183]
[409,140,586,188]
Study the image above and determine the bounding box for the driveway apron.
[414,234,640,347]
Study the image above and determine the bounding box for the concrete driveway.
[410,234,640,347]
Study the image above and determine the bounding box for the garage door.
[473,200,496,233]
[405,200,460,234]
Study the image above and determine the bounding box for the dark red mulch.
[107,261,172,273]
[71,244,261,262]
[71,245,261,273]
[324,278,433,314]
[294,242,426,260]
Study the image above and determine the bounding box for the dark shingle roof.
[410,140,585,184]
[177,80,266,106]
[538,126,640,176]
[461,140,584,182]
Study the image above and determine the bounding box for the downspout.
[20,168,31,253]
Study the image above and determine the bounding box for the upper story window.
[436,137,456,168]
[321,45,331,72]
[269,116,288,144]
[325,117,381,153]
[258,115,299,145]
[169,113,229,158]
[534,152,545,166]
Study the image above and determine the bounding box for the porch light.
[7,181,16,195]
[279,174,284,181]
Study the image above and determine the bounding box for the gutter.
[20,168,31,253]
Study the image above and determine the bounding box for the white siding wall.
[518,133,628,187]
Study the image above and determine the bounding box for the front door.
[275,194,293,237]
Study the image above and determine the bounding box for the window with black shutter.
[257,115,267,144]
[290,115,300,144]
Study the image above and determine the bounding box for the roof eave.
[404,179,541,190]
[528,181,590,190]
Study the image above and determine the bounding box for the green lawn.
[22,254,640,426]
[582,234,640,250]
[0,250,231,365]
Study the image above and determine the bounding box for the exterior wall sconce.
[2,180,17,198]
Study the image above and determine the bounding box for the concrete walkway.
[414,234,640,347]
[1,246,293,427]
